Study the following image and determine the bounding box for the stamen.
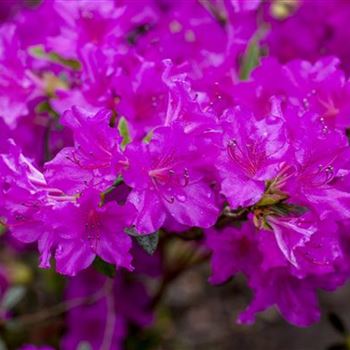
[309,164,335,186]
[148,151,189,203]
[227,139,264,177]
[65,151,110,170]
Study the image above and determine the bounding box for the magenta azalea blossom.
[207,218,347,327]
[0,24,40,127]
[62,268,153,350]
[123,125,219,233]
[45,106,124,194]
[51,188,134,276]
[46,0,124,58]
[3,1,350,345]
[216,107,288,208]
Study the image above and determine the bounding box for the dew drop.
[56,245,63,255]
[176,194,187,202]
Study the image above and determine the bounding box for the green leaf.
[35,101,60,124]
[256,192,288,207]
[239,22,269,81]
[239,38,260,81]
[28,45,46,58]
[35,101,52,114]
[143,129,154,143]
[28,45,81,71]
[118,117,131,150]
[125,227,159,255]
[100,176,124,206]
[135,233,159,255]
[0,222,6,236]
[93,257,116,278]
[270,203,308,217]
[125,226,141,237]
[1,286,26,310]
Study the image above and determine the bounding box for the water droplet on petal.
[56,245,63,255]
[176,194,187,202]
[322,125,329,134]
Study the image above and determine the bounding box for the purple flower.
[51,188,134,276]
[46,0,124,58]
[231,0,261,13]
[206,221,260,284]
[123,125,219,233]
[238,269,321,327]
[206,218,348,327]
[3,0,350,333]
[216,107,288,208]
[280,107,350,221]
[233,56,350,131]
[1,141,134,276]
[0,24,40,127]
[263,0,350,74]
[0,140,61,268]
[45,106,124,194]
[52,49,171,139]
[62,268,152,350]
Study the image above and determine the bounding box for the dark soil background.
[156,264,349,350]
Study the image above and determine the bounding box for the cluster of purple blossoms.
[2,0,350,347]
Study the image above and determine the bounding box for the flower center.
[85,209,102,250]
[227,139,266,177]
